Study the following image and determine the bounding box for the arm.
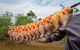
[46,29,67,43]
[38,29,67,43]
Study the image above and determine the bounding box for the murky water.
[0,41,64,50]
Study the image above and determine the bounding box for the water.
[0,41,64,50]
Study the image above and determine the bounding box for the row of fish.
[7,6,71,42]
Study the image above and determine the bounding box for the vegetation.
[16,10,37,25]
[0,10,37,40]
[0,11,12,40]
